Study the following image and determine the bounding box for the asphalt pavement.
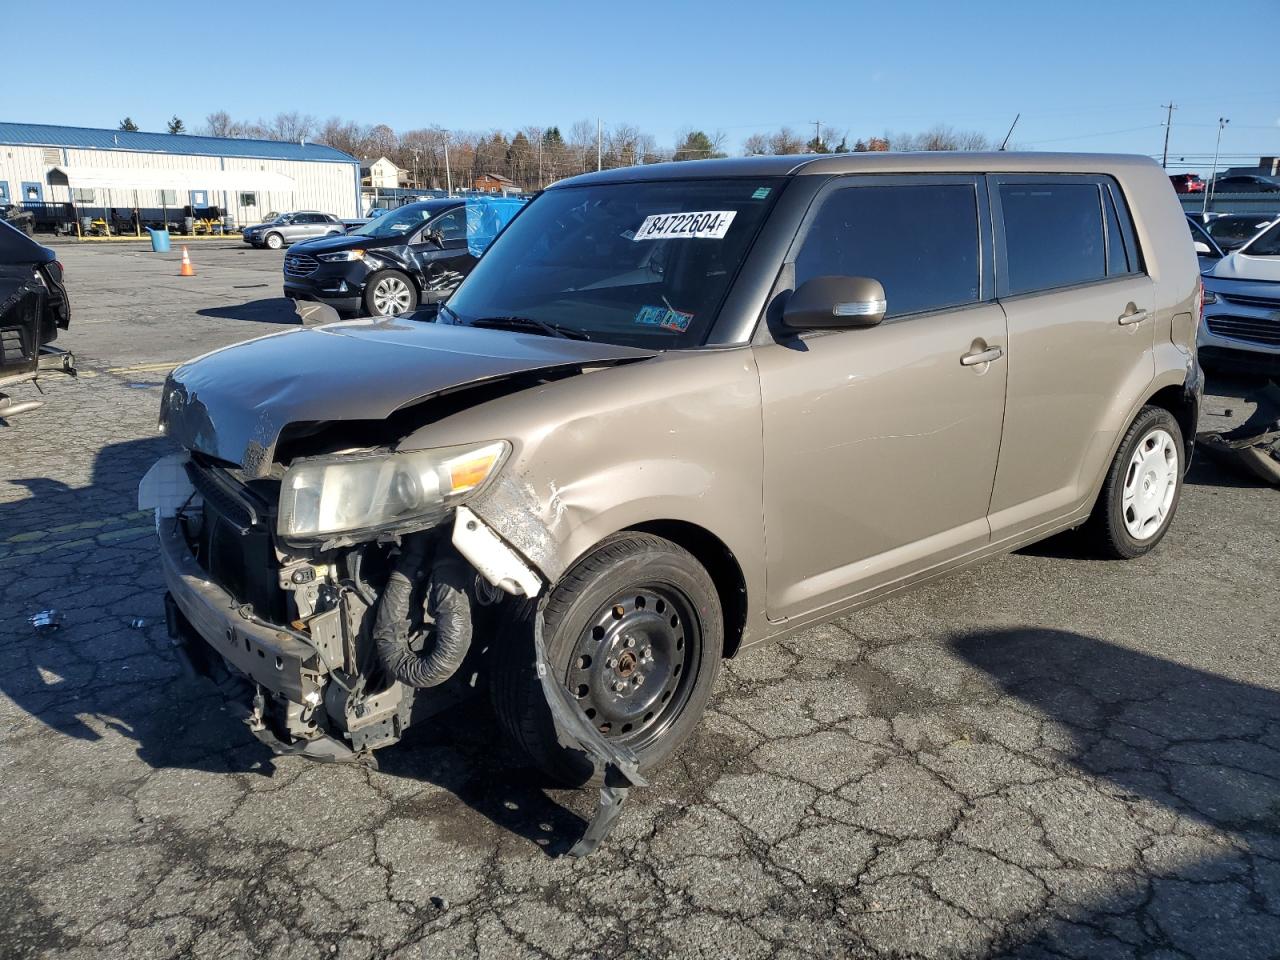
[1,241,1278,959]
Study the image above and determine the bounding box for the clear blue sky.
[13,0,1279,172]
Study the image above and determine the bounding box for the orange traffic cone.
[178,246,195,277]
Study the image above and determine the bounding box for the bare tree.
[742,132,769,156]
[767,127,805,155]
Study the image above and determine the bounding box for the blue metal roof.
[0,121,357,164]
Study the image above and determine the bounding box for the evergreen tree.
[118,117,139,132]
[166,115,185,135]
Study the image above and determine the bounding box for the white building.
[360,156,406,190]
[0,121,362,226]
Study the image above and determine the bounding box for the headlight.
[278,441,509,540]
[317,249,365,262]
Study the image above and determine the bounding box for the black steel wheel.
[490,532,723,786]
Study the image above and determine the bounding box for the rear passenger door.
[986,175,1155,542]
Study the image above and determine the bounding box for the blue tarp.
[465,197,525,257]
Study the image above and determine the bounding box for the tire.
[490,532,723,787]
[264,232,284,250]
[1084,405,1185,559]
[363,269,418,317]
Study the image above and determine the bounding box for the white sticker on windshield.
[633,210,736,241]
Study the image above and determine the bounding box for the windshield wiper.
[469,315,592,341]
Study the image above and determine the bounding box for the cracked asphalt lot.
[2,242,1279,959]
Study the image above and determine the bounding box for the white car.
[1199,219,1280,375]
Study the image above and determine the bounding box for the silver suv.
[242,211,345,250]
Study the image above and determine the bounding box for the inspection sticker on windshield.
[633,210,736,241]
[634,305,693,332]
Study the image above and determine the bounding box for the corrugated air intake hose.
[373,532,473,688]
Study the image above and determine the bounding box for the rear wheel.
[264,232,284,250]
[1085,405,1184,558]
[363,270,418,317]
[490,533,723,786]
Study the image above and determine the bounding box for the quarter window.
[999,182,1105,295]
[796,183,981,318]
[1103,188,1129,275]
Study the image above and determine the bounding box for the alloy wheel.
[372,276,412,315]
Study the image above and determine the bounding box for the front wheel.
[363,270,418,317]
[490,533,723,786]
[1085,405,1185,559]
[264,232,284,250]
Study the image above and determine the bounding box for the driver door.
[409,207,475,301]
[754,175,1008,621]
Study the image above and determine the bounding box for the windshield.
[353,203,435,238]
[1209,215,1275,246]
[443,178,782,348]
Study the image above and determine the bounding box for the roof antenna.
[999,113,1020,151]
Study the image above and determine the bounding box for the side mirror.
[782,276,887,330]
[1193,240,1212,256]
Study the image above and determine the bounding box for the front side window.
[426,207,468,242]
[1000,182,1105,295]
[796,183,981,318]
[444,178,781,348]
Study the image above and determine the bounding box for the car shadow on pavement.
[953,627,1280,956]
[196,298,299,324]
[0,435,594,853]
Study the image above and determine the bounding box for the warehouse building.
[0,121,361,231]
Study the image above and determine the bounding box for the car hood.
[1205,251,1280,283]
[160,318,655,476]
[295,230,404,253]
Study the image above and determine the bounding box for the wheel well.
[1145,384,1197,461]
[627,520,748,659]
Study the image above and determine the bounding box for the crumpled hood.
[161,318,654,476]
[1206,251,1280,283]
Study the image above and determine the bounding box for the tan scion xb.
[143,152,1202,854]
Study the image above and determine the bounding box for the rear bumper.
[157,519,324,704]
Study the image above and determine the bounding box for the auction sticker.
[633,210,736,241]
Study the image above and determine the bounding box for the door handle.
[960,345,1004,366]
[1118,308,1149,325]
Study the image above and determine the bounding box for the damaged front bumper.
[141,453,644,854]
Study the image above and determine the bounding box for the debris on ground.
[1197,380,1280,486]
[28,610,63,632]
[129,617,146,629]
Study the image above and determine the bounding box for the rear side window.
[999,182,1105,295]
[796,183,980,318]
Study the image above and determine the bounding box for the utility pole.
[597,117,603,172]
[812,120,822,151]
[1160,102,1176,169]
[1202,117,1229,217]
[443,135,452,197]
